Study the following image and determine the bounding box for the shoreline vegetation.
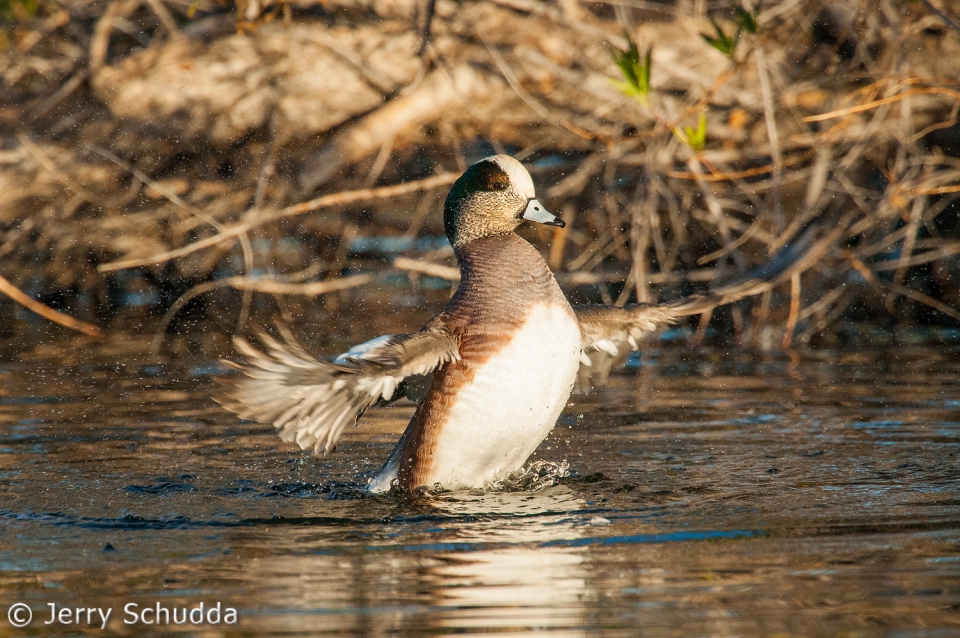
[1,0,960,357]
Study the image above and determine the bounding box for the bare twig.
[548,204,575,271]
[894,195,925,287]
[0,274,102,337]
[90,0,141,74]
[871,241,960,271]
[848,255,960,322]
[99,173,459,273]
[16,133,101,205]
[393,257,459,280]
[299,66,496,192]
[484,40,599,141]
[697,218,764,265]
[755,46,784,232]
[143,0,183,38]
[771,145,832,252]
[687,156,747,270]
[417,0,437,56]
[16,10,69,53]
[151,273,375,355]
[32,70,90,121]
[660,150,813,182]
[782,271,801,351]
[88,144,259,333]
[629,179,653,303]
[921,0,960,36]
[560,268,720,285]
[804,87,960,123]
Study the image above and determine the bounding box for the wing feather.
[219,323,460,454]
[574,213,851,391]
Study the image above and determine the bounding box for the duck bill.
[522,199,565,227]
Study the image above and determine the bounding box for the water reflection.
[238,487,591,636]
[1,343,959,635]
[426,490,588,636]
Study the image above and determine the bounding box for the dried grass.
[0,0,959,347]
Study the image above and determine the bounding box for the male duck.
[221,155,826,493]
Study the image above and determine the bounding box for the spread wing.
[218,323,460,454]
[574,214,850,391]
[573,303,675,391]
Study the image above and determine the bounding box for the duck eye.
[491,181,508,191]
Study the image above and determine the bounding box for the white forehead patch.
[484,155,536,199]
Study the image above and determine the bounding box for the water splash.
[489,460,571,492]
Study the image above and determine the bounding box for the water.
[2,343,960,636]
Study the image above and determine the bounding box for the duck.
[219,154,832,493]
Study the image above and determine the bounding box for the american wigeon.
[221,155,831,493]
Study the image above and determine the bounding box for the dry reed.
[0,0,958,349]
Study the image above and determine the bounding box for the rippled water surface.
[2,343,960,636]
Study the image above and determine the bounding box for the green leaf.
[733,4,760,34]
[673,112,707,152]
[611,34,653,106]
[687,112,707,151]
[636,47,651,97]
[701,17,738,57]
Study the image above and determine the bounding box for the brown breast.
[394,233,573,491]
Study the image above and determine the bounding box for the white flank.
[371,303,581,492]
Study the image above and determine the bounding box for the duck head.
[443,155,563,252]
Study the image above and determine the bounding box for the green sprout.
[673,112,707,152]
[611,35,652,106]
[702,18,738,57]
[701,3,762,59]
[734,4,760,34]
